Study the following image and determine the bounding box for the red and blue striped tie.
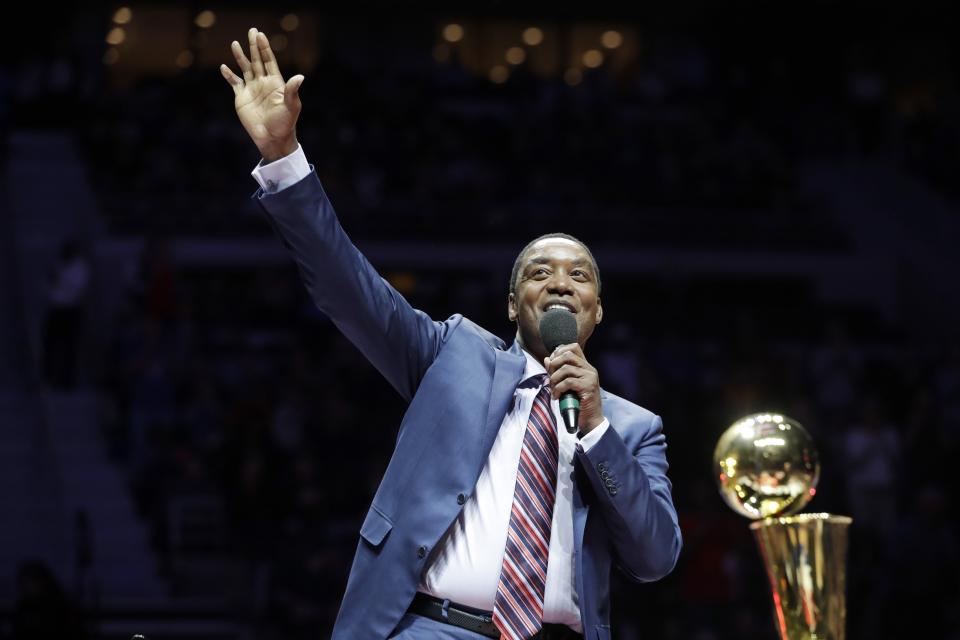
[493,376,559,640]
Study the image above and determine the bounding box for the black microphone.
[539,308,580,434]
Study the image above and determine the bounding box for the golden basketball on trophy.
[713,413,852,640]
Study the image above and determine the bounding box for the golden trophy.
[713,413,852,640]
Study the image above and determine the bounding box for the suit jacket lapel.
[479,342,526,456]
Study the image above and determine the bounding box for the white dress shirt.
[253,149,611,631]
[251,144,311,193]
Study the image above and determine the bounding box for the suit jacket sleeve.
[255,170,448,401]
[575,413,682,582]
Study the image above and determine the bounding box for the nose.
[546,270,575,296]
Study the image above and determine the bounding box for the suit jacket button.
[457,493,466,505]
[610,487,618,496]
[600,470,610,480]
[417,545,427,559]
[597,463,608,472]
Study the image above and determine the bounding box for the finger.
[552,377,590,399]
[257,31,281,77]
[543,354,563,375]
[284,74,304,111]
[550,350,582,364]
[220,64,243,95]
[248,27,265,78]
[231,40,253,82]
[549,364,587,387]
[552,343,584,358]
[548,350,589,371]
[544,355,568,375]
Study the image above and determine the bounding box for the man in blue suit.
[221,29,681,640]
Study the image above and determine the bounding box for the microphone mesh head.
[539,308,578,353]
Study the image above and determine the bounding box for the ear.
[507,292,518,322]
[595,298,603,325]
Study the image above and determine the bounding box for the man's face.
[508,237,602,360]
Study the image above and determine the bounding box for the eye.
[532,267,549,278]
[571,269,588,279]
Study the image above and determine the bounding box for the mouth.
[542,301,577,314]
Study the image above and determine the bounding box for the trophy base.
[750,513,853,640]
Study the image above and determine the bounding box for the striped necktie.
[493,375,559,640]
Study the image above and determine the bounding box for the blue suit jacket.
[257,171,682,639]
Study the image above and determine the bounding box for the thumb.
[284,74,304,109]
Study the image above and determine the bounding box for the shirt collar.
[507,339,548,388]
[520,349,548,388]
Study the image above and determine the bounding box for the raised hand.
[220,27,304,162]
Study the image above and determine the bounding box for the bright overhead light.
[582,49,604,68]
[505,47,526,65]
[270,34,288,52]
[112,7,132,24]
[522,27,543,46]
[442,23,464,43]
[194,10,216,29]
[489,65,508,84]
[105,27,126,45]
[280,14,300,32]
[176,50,194,68]
[601,30,623,49]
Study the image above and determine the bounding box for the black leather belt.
[408,593,583,639]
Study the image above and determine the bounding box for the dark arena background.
[1,2,959,638]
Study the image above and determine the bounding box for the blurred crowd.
[68,30,871,249]
[56,25,957,254]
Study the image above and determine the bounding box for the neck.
[515,332,547,362]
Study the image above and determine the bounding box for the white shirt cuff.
[251,143,311,193]
[578,418,610,452]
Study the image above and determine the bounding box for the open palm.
[221,28,303,161]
